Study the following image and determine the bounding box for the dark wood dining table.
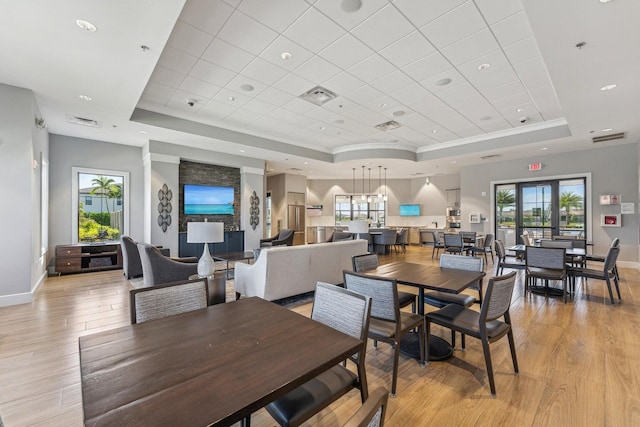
[361,262,485,360]
[79,297,363,427]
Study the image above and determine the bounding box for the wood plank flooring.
[1,245,639,426]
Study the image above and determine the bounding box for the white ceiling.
[1,0,638,179]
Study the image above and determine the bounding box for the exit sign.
[529,162,543,171]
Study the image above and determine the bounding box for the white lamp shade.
[348,220,369,234]
[187,222,224,243]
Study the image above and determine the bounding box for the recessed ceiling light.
[78,95,92,101]
[600,0,613,2]
[320,126,326,130]
[516,108,524,113]
[480,116,492,121]
[600,84,617,91]
[451,161,457,164]
[340,0,363,12]
[602,128,613,132]
[76,19,97,32]
[240,84,254,92]
[239,149,245,153]
[139,130,148,135]
[334,119,345,124]
[477,63,491,71]
[228,96,236,101]
[280,52,292,60]
[304,161,308,165]
[379,103,387,108]
[392,110,405,117]
[432,129,437,134]
[541,147,549,150]
[435,78,452,86]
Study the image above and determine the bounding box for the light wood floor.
[1,246,639,426]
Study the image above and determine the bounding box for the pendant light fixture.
[352,167,357,204]
[377,166,383,199]
[361,166,366,200]
[367,168,372,203]
[383,168,388,201]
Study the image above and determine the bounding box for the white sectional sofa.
[234,240,368,301]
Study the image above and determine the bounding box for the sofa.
[234,239,368,301]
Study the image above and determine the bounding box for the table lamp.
[187,220,224,277]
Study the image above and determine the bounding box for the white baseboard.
[0,272,47,307]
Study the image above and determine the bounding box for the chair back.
[439,253,484,272]
[521,234,532,246]
[431,231,441,244]
[396,228,407,244]
[352,253,379,272]
[460,231,476,243]
[375,229,397,245]
[343,271,399,323]
[121,236,142,279]
[525,246,566,270]
[444,233,463,248]
[129,278,208,324]
[552,235,578,240]
[483,233,494,249]
[277,229,295,245]
[611,238,620,248]
[604,246,620,273]
[494,239,506,259]
[312,282,372,344]
[333,231,355,242]
[539,239,572,249]
[343,387,389,427]
[480,271,517,322]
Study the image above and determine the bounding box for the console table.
[55,243,122,274]
[178,230,244,258]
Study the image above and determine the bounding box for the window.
[72,167,129,243]
[335,195,385,226]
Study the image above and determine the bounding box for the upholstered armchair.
[121,236,170,279]
[137,244,198,287]
[259,229,295,247]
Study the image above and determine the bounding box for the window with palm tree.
[75,170,126,242]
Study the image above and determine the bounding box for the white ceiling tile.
[260,36,314,72]
[178,76,221,99]
[243,99,279,115]
[475,117,512,133]
[360,111,392,127]
[403,52,452,81]
[223,108,263,125]
[351,4,414,51]
[474,0,524,25]
[201,39,255,72]
[346,85,385,104]
[514,57,552,90]
[168,91,206,113]
[283,8,346,52]
[471,66,519,91]
[313,0,389,30]
[304,106,339,121]
[440,29,500,66]
[394,111,432,130]
[506,112,543,127]
[221,0,241,6]
[368,96,404,114]
[255,87,295,106]
[348,55,395,83]
[497,102,537,121]
[241,58,289,86]
[213,88,251,107]
[179,0,234,35]
[199,99,237,119]
[490,92,533,110]
[437,82,486,107]
[149,66,185,88]
[391,85,431,105]
[503,37,541,66]
[143,81,175,101]
[490,11,532,47]
[157,46,199,75]
[224,74,268,96]
[190,59,236,86]
[272,73,315,96]
[166,21,214,57]
[217,12,279,55]
[294,56,341,84]
[267,108,303,123]
[457,50,510,81]
[379,31,436,69]
[483,80,526,102]
[281,97,318,114]
[429,128,458,142]
[319,34,374,70]
[420,2,486,49]
[323,98,360,114]
[372,70,416,94]
[139,92,169,107]
[237,0,310,33]
[343,106,377,122]
[387,126,426,143]
[392,0,467,28]
[321,72,365,95]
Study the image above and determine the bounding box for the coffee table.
[213,251,254,279]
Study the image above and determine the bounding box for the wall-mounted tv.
[399,204,421,216]
[184,184,234,215]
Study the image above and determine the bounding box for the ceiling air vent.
[480,154,503,160]
[65,114,99,128]
[592,132,626,143]
[375,120,401,131]
[298,86,337,106]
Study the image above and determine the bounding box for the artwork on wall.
[621,203,635,214]
[601,213,621,227]
[249,190,260,230]
[469,213,481,224]
[158,183,172,232]
[599,194,620,205]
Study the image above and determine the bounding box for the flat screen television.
[184,184,234,215]
[399,204,421,216]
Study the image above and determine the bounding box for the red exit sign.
[529,162,543,171]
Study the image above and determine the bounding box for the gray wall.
[460,143,639,263]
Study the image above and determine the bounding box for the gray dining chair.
[585,238,620,282]
[568,246,621,304]
[129,278,209,324]
[525,246,568,303]
[494,240,525,275]
[467,233,494,264]
[343,387,389,427]
[343,270,425,397]
[265,282,372,427]
[393,228,407,253]
[426,271,519,397]
[443,233,464,255]
[352,254,416,313]
[431,231,445,259]
[373,229,397,255]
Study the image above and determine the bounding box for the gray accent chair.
[568,246,621,304]
[431,231,445,259]
[467,233,494,264]
[494,240,525,275]
[129,278,208,324]
[264,282,372,427]
[393,228,407,253]
[121,236,170,279]
[331,231,355,242]
[426,271,519,397]
[525,246,568,303]
[443,233,464,255]
[373,229,396,255]
[138,243,198,288]
[344,270,425,397]
[585,237,620,282]
[344,387,389,427]
[260,229,295,247]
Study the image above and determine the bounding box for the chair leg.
[605,277,615,304]
[613,272,621,300]
[418,324,425,368]
[431,246,436,259]
[411,300,416,314]
[507,329,519,375]
[481,338,497,397]
[461,334,466,350]
[451,330,456,348]
[391,341,400,397]
[425,320,431,364]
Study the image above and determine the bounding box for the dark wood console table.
[55,243,122,274]
[178,230,245,258]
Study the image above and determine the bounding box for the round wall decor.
[249,190,260,230]
[158,183,172,232]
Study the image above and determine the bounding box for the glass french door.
[519,181,557,241]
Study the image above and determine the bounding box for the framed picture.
[600,194,621,205]
[621,202,635,214]
[469,213,481,224]
[601,213,621,227]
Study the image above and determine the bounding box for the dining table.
[79,297,363,427]
[361,261,485,361]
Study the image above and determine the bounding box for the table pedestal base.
[528,284,565,297]
[399,332,453,361]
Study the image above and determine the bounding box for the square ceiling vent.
[299,86,337,106]
[375,120,401,131]
[65,114,99,128]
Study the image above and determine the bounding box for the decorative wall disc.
[158,183,172,233]
[249,190,260,230]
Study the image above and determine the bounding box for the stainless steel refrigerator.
[287,204,306,245]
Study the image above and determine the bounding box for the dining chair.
[568,246,621,304]
[265,282,372,427]
[467,233,494,264]
[494,240,525,275]
[352,254,416,313]
[373,230,397,255]
[431,231,445,259]
[129,278,209,324]
[520,234,532,246]
[426,271,519,397]
[393,228,407,253]
[343,271,425,397]
[343,387,389,427]
[443,233,464,255]
[525,246,568,303]
[585,238,620,282]
[459,231,477,252]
